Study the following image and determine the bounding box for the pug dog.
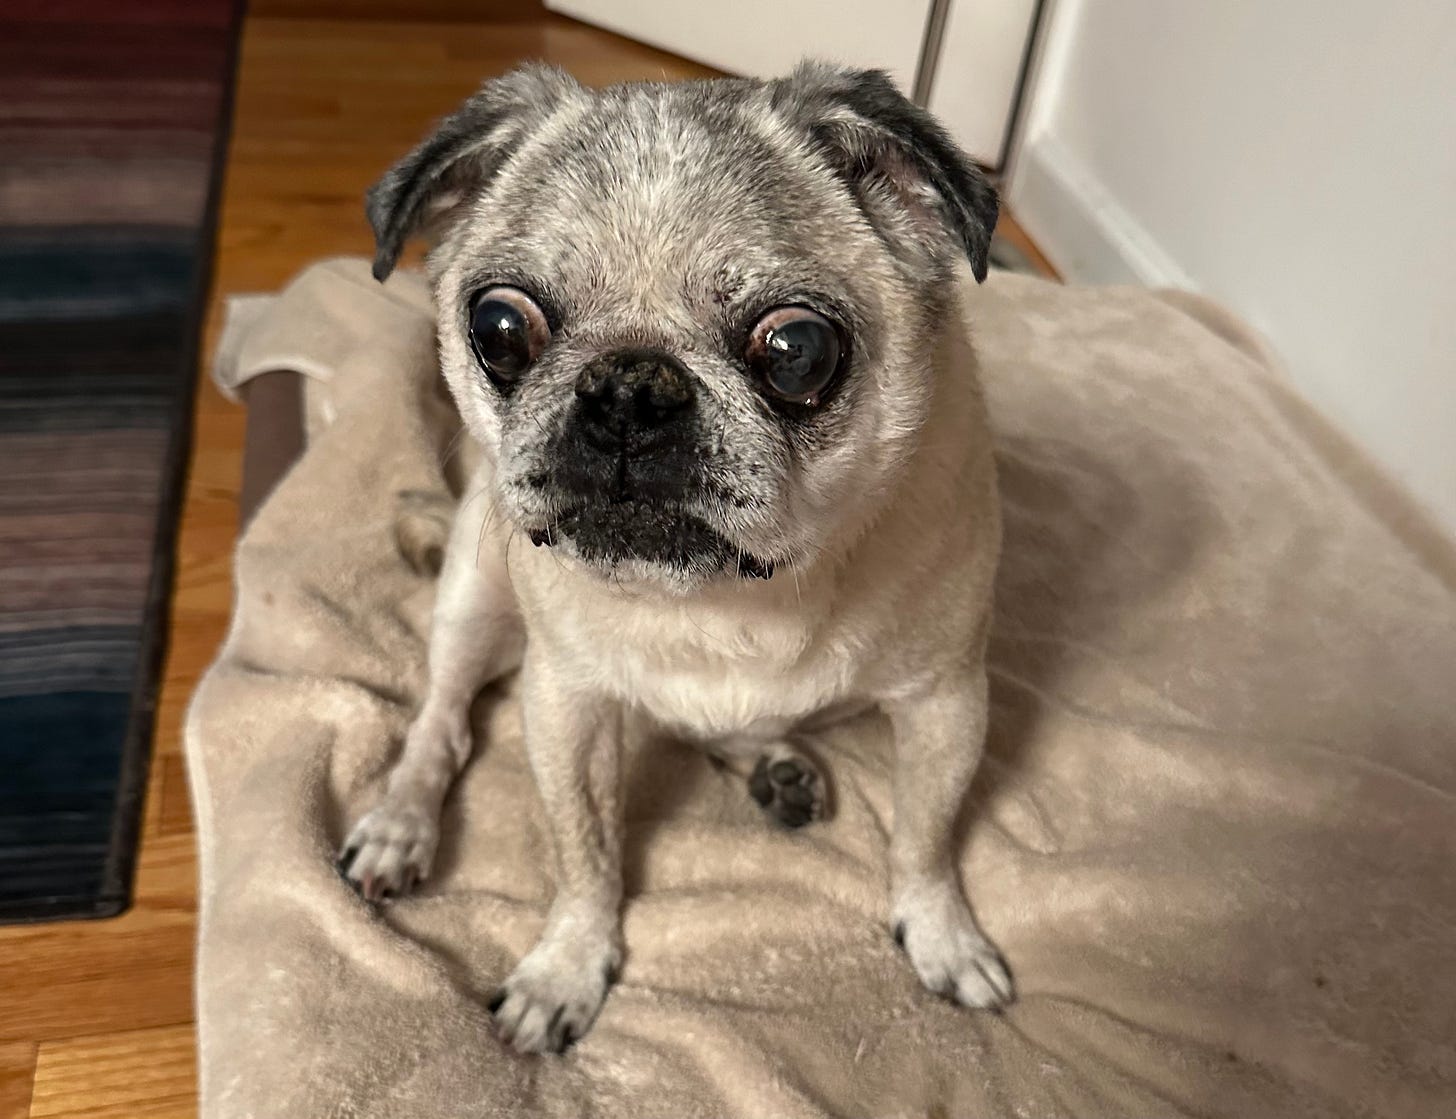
[337,61,1011,1054]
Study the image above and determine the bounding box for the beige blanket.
[190,258,1456,1118]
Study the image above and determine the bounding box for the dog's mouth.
[527,499,774,580]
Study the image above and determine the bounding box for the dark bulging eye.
[746,306,844,405]
[468,286,550,387]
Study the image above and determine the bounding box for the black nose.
[575,349,695,442]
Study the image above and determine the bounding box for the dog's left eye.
[468,286,550,388]
[745,306,844,406]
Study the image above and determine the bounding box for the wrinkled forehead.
[452,87,882,325]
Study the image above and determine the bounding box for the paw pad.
[749,753,824,828]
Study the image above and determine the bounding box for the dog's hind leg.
[392,489,455,576]
[711,734,831,829]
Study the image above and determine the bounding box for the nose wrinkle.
[622,359,691,413]
[575,348,695,434]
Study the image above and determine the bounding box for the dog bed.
[191,257,1456,1118]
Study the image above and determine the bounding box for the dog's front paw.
[893,885,1013,1010]
[337,797,440,904]
[490,926,622,1055]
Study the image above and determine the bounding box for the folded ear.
[771,61,999,282]
[366,64,582,281]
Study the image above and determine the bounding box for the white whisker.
[439,424,467,470]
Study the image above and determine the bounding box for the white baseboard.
[1010,134,1195,290]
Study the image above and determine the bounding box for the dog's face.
[368,63,997,589]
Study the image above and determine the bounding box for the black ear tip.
[967,226,993,283]
[365,181,398,281]
[962,177,999,282]
[369,234,399,278]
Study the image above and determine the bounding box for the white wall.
[1010,0,1456,531]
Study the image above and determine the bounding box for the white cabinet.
[544,0,1042,169]
[546,0,934,92]
[926,0,1042,166]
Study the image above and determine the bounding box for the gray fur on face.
[367,62,998,586]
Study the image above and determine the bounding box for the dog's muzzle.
[533,349,773,578]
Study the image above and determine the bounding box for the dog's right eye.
[468,287,550,388]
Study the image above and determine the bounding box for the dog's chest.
[545,591,856,740]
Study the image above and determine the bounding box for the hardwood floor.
[0,11,1050,1116]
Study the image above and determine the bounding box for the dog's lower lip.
[529,502,772,579]
[737,554,774,580]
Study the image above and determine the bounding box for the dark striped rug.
[0,0,242,923]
